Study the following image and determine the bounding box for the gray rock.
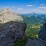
[26,38,46,46]
[38,23,46,41]
[0,21,27,46]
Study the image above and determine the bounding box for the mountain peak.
[0,8,23,23]
[0,8,11,13]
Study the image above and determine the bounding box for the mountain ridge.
[0,8,23,23]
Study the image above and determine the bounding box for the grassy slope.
[13,38,27,46]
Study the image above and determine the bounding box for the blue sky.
[0,0,46,13]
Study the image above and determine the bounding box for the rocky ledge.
[0,21,27,46]
[26,38,46,46]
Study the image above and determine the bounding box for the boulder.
[26,38,46,46]
[38,22,46,41]
[0,21,27,46]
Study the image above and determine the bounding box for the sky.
[0,0,46,14]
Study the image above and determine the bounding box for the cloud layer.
[27,4,33,6]
[1,4,46,14]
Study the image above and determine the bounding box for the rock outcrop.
[0,21,27,46]
[0,8,23,23]
[26,38,46,46]
[38,22,46,41]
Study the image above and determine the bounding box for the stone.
[0,21,27,46]
[38,22,46,41]
[26,38,46,46]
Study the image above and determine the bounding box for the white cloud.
[12,6,15,8]
[33,8,46,14]
[27,5,32,6]
[1,5,46,14]
[2,6,9,8]
[1,6,16,9]
[18,8,23,10]
[33,9,37,11]
[33,9,40,12]
[38,6,46,9]
[0,6,16,11]
[40,4,44,6]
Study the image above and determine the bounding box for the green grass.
[0,20,2,22]
[13,38,27,46]
[25,27,40,38]
[26,33,38,39]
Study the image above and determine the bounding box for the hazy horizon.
[0,0,46,14]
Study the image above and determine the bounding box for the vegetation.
[13,38,27,46]
[0,20,2,22]
[21,15,44,38]
[15,15,44,38]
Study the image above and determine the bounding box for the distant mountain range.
[20,13,46,38]
[20,13,46,25]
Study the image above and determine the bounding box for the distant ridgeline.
[20,13,46,24]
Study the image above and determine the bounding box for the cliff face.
[26,38,46,46]
[0,21,27,46]
[38,22,46,41]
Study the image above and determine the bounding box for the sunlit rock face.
[38,22,46,41]
[0,8,23,23]
[0,21,27,46]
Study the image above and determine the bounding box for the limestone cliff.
[0,8,23,23]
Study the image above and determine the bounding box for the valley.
[20,13,46,38]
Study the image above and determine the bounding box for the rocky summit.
[26,38,46,46]
[0,21,27,46]
[0,8,23,23]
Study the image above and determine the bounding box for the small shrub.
[13,38,27,46]
[0,20,2,22]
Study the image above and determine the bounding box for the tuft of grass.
[0,20,2,22]
[25,27,40,38]
[26,34,38,39]
[13,38,27,46]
